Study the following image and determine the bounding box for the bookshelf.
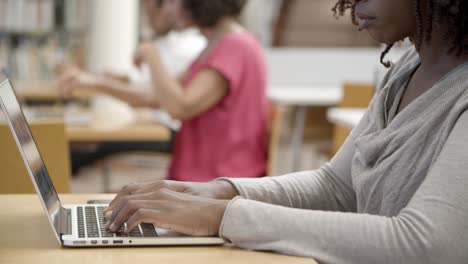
[0,0,89,81]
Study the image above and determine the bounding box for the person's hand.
[133,42,158,68]
[104,180,237,216]
[55,65,102,97]
[104,189,230,236]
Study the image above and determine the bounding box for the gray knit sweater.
[218,47,468,264]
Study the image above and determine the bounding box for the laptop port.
[73,241,86,245]
[113,240,124,244]
[102,240,109,244]
[91,240,98,245]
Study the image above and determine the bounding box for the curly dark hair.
[182,0,247,27]
[332,0,468,67]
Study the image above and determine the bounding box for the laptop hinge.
[57,207,72,236]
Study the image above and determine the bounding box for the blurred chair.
[266,103,284,176]
[0,120,71,194]
[331,82,374,156]
[338,82,375,108]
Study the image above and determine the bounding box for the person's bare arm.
[135,43,228,120]
[93,75,160,108]
[101,71,130,83]
[56,66,160,108]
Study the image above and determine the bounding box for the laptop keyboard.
[76,206,158,238]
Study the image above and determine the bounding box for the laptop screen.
[0,77,62,241]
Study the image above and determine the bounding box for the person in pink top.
[134,0,268,181]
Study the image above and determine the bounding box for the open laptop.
[0,75,224,247]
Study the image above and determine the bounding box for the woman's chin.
[367,30,408,45]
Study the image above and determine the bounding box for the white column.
[87,0,138,74]
[241,0,282,46]
[87,0,139,130]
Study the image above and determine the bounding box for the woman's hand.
[133,42,158,68]
[55,65,103,97]
[104,189,231,237]
[104,180,238,215]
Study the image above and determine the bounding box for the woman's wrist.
[94,75,117,93]
[212,180,239,200]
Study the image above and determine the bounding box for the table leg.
[291,106,306,171]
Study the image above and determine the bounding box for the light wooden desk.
[66,122,171,142]
[15,82,95,102]
[26,107,172,143]
[0,194,318,264]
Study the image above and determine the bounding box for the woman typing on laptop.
[105,0,468,263]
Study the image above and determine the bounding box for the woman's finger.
[109,200,167,232]
[106,192,155,222]
[106,182,172,214]
[108,200,145,232]
[105,183,143,212]
[132,181,169,195]
[125,208,163,233]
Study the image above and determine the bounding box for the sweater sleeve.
[218,110,468,264]
[216,104,373,212]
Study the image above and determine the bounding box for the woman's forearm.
[218,167,347,211]
[95,75,160,108]
[143,49,188,117]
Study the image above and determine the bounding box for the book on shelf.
[0,0,89,81]
[0,0,89,33]
[1,38,56,80]
[64,0,89,32]
[0,0,55,33]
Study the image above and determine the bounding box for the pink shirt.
[168,32,268,182]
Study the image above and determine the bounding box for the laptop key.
[115,224,129,237]
[128,227,142,237]
[141,223,158,237]
[85,207,100,238]
[77,207,86,238]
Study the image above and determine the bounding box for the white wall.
[87,0,139,74]
[266,47,408,88]
[241,0,282,46]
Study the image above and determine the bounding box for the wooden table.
[22,107,171,192]
[66,110,171,142]
[66,122,171,142]
[13,81,172,142]
[25,107,172,143]
[0,194,318,264]
[15,82,95,102]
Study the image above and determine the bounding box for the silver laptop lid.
[0,75,63,243]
